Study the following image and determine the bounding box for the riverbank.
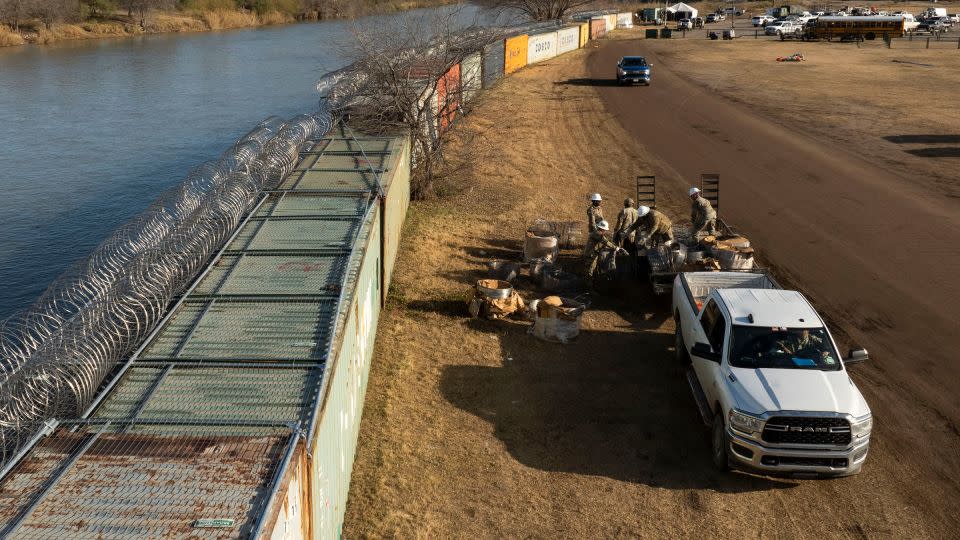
[0,0,458,48]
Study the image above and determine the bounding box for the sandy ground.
[343,35,960,538]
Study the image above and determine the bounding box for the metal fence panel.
[482,40,505,88]
[461,52,482,104]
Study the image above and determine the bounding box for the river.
[0,4,490,319]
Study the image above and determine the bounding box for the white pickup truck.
[673,272,873,476]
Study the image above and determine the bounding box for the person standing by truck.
[614,198,639,248]
[627,206,674,247]
[587,193,604,233]
[689,187,717,239]
[583,220,625,288]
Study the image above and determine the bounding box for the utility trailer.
[634,174,764,294]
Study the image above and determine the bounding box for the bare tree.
[324,9,497,198]
[0,0,31,30]
[476,0,594,21]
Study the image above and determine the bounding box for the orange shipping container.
[504,34,528,74]
[436,63,461,133]
[579,22,589,47]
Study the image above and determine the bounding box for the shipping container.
[461,52,482,104]
[436,63,461,134]
[527,31,558,64]
[504,34,529,74]
[617,12,634,28]
[482,39,505,88]
[0,126,414,540]
[579,22,589,47]
[590,17,607,39]
[557,26,580,54]
[605,14,618,32]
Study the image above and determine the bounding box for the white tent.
[667,2,698,19]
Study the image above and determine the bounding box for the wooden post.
[927,37,930,49]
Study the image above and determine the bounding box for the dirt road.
[343,39,960,539]
[589,38,960,529]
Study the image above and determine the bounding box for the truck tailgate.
[679,272,779,312]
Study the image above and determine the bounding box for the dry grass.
[0,25,26,46]
[199,9,258,30]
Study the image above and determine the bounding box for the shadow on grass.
[440,315,797,492]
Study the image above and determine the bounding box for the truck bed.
[678,272,780,312]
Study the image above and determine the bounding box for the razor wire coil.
[0,108,332,470]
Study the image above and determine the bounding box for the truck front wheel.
[712,411,731,471]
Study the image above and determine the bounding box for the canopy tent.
[666,2,698,19]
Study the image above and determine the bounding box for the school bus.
[807,16,907,40]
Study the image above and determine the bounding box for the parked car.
[765,21,801,35]
[707,13,719,23]
[693,16,705,28]
[677,18,693,30]
[616,56,652,86]
[936,16,953,28]
[917,20,947,33]
[752,14,774,26]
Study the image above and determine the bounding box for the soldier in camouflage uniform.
[627,206,674,247]
[689,187,717,239]
[583,220,624,288]
[614,198,639,248]
[587,193,604,233]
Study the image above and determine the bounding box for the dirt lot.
[343,37,960,538]
[632,35,960,195]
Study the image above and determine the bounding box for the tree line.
[0,0,458,31]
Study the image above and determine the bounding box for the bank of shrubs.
[0,0,457,43]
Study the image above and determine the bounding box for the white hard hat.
[689,187,701,196]
[590,193,602,202]
[638,205,650,217]
[597,220,610,231]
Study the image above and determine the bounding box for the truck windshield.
[729,326,842,370]
[622,58,647,67]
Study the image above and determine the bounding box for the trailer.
[634,174,764,294]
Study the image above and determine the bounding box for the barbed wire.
[0,109,332,470]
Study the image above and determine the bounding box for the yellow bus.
[807,16,907,40]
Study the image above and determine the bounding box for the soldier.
[587,193,604,233]
[583,220,625,288]
[614,198,639,248]
[689,187,717,239]
[627,206,674,248]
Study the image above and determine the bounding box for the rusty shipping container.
[436,63,460,134]
[504,34,528,74]
[482,39,505,88]
[590,17,607,39]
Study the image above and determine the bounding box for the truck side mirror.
[845,348,869,366]
[692,342,721,363]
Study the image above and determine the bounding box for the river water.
[0,4,488,319]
